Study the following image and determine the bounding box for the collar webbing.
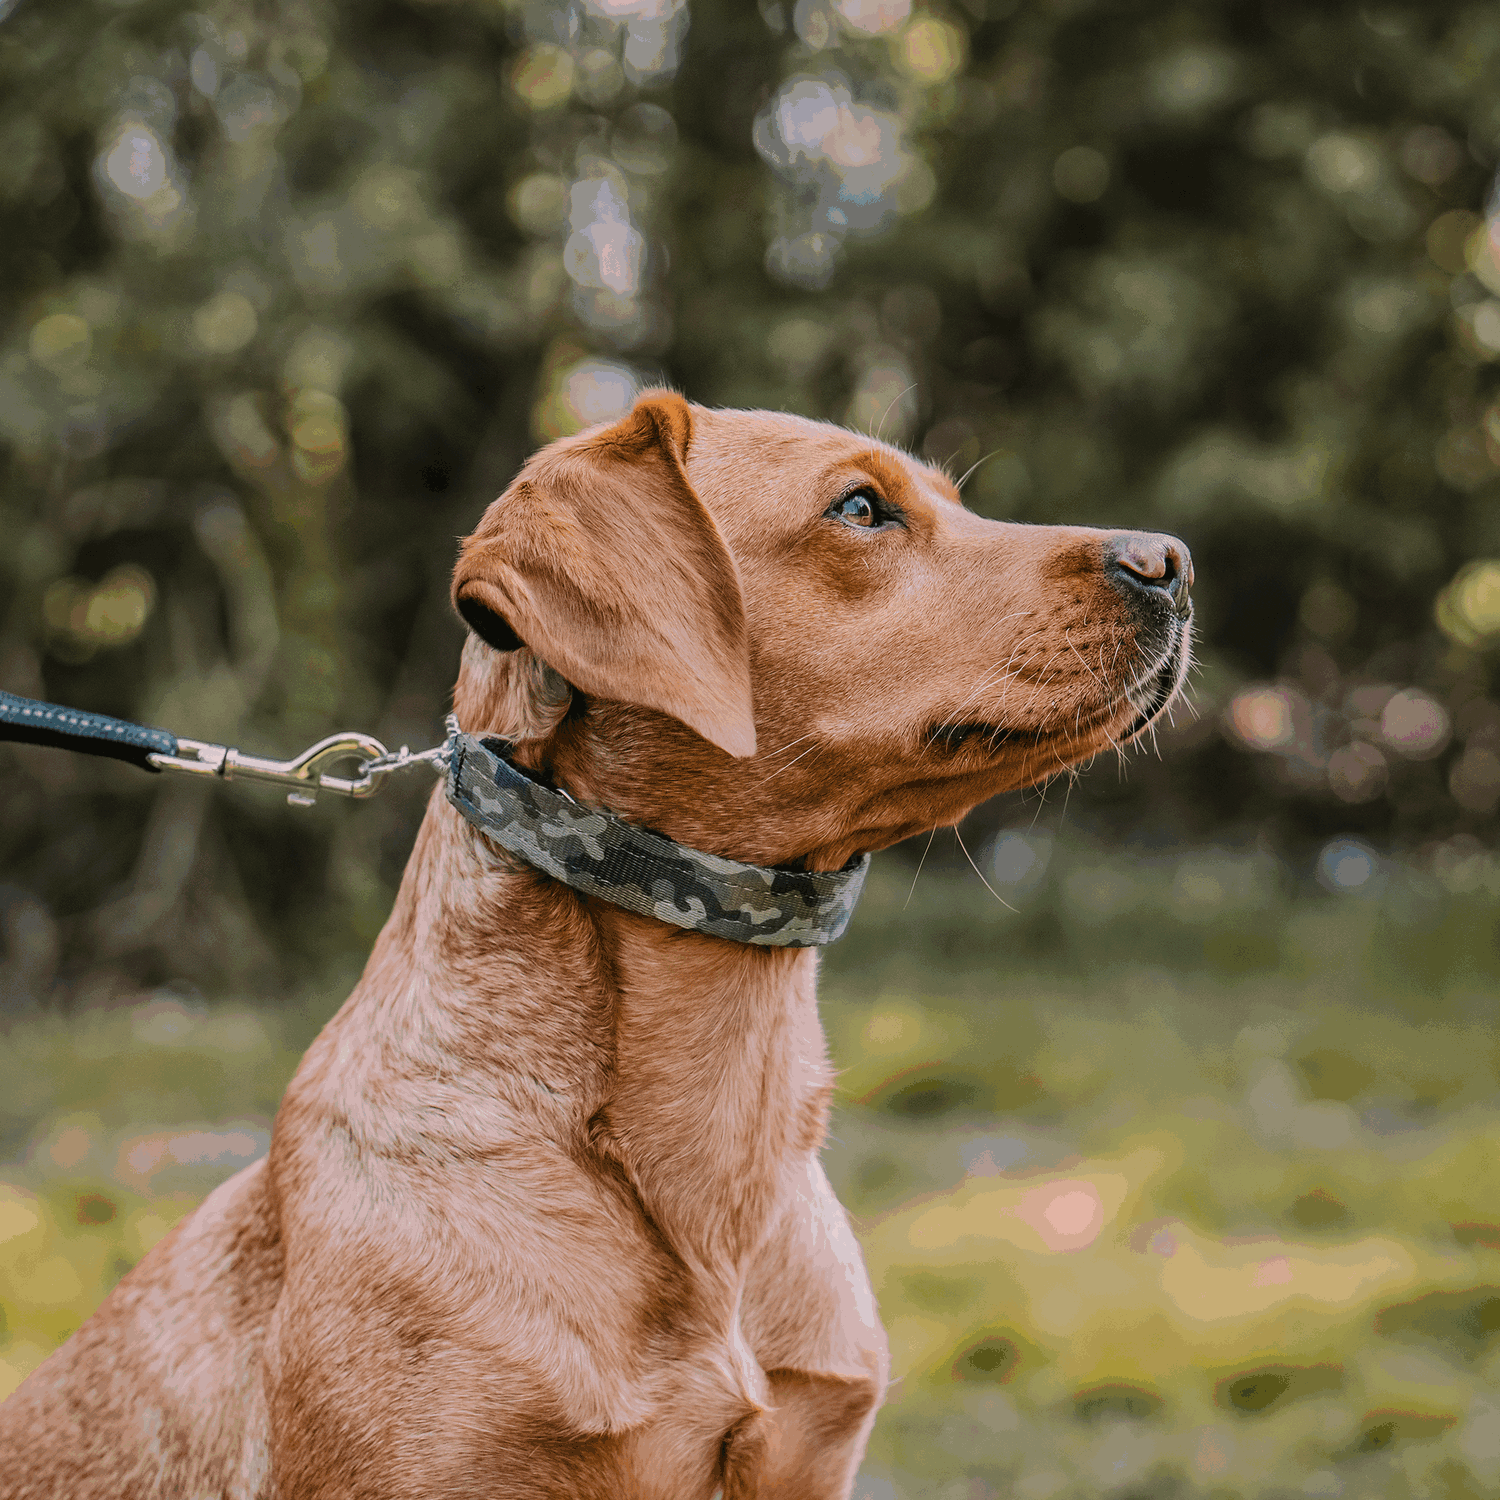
[445,734,869,948]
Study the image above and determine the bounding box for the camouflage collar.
[445,734,869,947]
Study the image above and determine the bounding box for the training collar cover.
[446,733,869,948]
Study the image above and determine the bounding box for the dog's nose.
[1106,532,1194,619]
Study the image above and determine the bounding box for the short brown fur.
[0,394,1191,1497]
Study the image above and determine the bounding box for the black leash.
[0,690,869,944]
[0,689,447,805]
[0,690,176,772]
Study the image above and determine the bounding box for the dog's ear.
[452,390,756,758]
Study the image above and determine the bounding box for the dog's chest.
[427,1214,772,1496]
[603,1321,771,1497]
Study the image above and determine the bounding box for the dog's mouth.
[1118,621,1191,744]
[927,618,1191,760]
[928,720,1039,753]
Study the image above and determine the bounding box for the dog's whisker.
[932,651,1025,731]
[904,827,939,910]
[760,730,819,762]
[954,447,1006,493]
[926,666,1027,747]
[953,825,1016,913]
[875,381,919,444]
[758,742,821,784]
[924,614,1038,744]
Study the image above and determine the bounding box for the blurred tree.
[0,0,1497,1006]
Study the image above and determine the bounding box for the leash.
[0,689,448,806]
[0,691,867,945]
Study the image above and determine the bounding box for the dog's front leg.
[727,1155,888,1498]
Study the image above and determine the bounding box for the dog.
[0,391,1192,1497]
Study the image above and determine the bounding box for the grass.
[3,838,1499,1499]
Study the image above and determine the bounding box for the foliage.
[0,0,1499,1001]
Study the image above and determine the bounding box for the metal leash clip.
[146,716,456,807]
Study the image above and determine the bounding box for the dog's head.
[452,390,1191,871]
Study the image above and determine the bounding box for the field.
[3,838,1500,1499]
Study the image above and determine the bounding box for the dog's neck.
[578,890,831,1270]
[347,782,832,1273]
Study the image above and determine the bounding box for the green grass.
[3,845,1499,1499]
[820,857,1500,1499]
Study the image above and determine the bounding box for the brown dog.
[0,392,1191,1497]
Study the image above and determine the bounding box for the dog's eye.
[828,490,886,528]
